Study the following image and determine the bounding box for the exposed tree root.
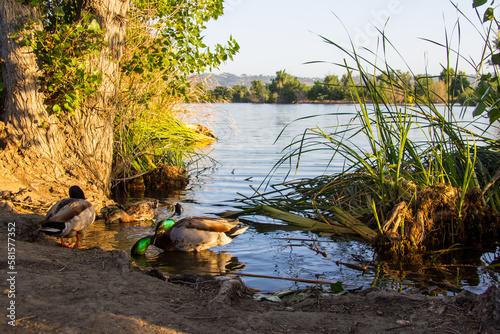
[376,183,500,256]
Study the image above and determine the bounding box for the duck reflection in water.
[133,249,245,276]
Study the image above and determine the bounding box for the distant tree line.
[201,69,471,104]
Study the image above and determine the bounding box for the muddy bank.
[0,209,499,334]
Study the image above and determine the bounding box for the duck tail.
[38,221,67,235]
[226,225,249,238]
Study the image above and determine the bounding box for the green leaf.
[473,102,487,117]
[492,53,500,65]
[88,19,101,33]
[483,7,495,22]
[52,104,61,115]
[54,6,65,17]
[488,107,500,123]
[329,281,344,293]
[473,0,488,8]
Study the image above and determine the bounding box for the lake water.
[83,103,499,295]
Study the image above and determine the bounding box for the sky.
[202,0,493,78]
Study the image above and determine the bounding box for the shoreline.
[1,204,499,333]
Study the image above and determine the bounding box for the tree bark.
[0,0,128,199]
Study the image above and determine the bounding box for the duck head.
[155,219,175,234]
[130,219,175,256]
[131,235,154,256]
[69,185,86,199]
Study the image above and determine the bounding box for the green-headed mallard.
[39,186,96,248]
[131,216,248,255]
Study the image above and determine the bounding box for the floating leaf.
[329,281,344,293]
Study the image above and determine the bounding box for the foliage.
[469,1,500,123]
[250,79,268,103]
[205,70,460,105]
[439,68,470,98]
[307,74,351,101]
[113,0,239,180]
[113,105,216,182]
[231,85,251,102]
[123,0,239,100]
[207,85,232,102]
[17,5,105,115]
[10,0,239,181]
[268,70,309,103]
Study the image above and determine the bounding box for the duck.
[38,185,96,248]
[131,216,248,255]
[105,200,159,224]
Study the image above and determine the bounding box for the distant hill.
[194,73,323,90]
[193,72,470,90]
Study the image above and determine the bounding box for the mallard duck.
[131,216,248,255]
[39,186,96,248]
[105,200,158,224]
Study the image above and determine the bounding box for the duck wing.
[45,198,79,221]
[41,199,96,237]
[157,217,246,252]
[47,199,94,223]
[178,216,241,233]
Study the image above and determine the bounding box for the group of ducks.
[38,186,248,253]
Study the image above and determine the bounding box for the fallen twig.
[275,237,337,242]
[335,261,368,273]
[235,272,354,286]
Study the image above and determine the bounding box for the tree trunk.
[0,0,128,200]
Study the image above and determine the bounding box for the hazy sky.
[203,0,492,78]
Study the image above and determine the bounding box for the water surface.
[84,103,499,295]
